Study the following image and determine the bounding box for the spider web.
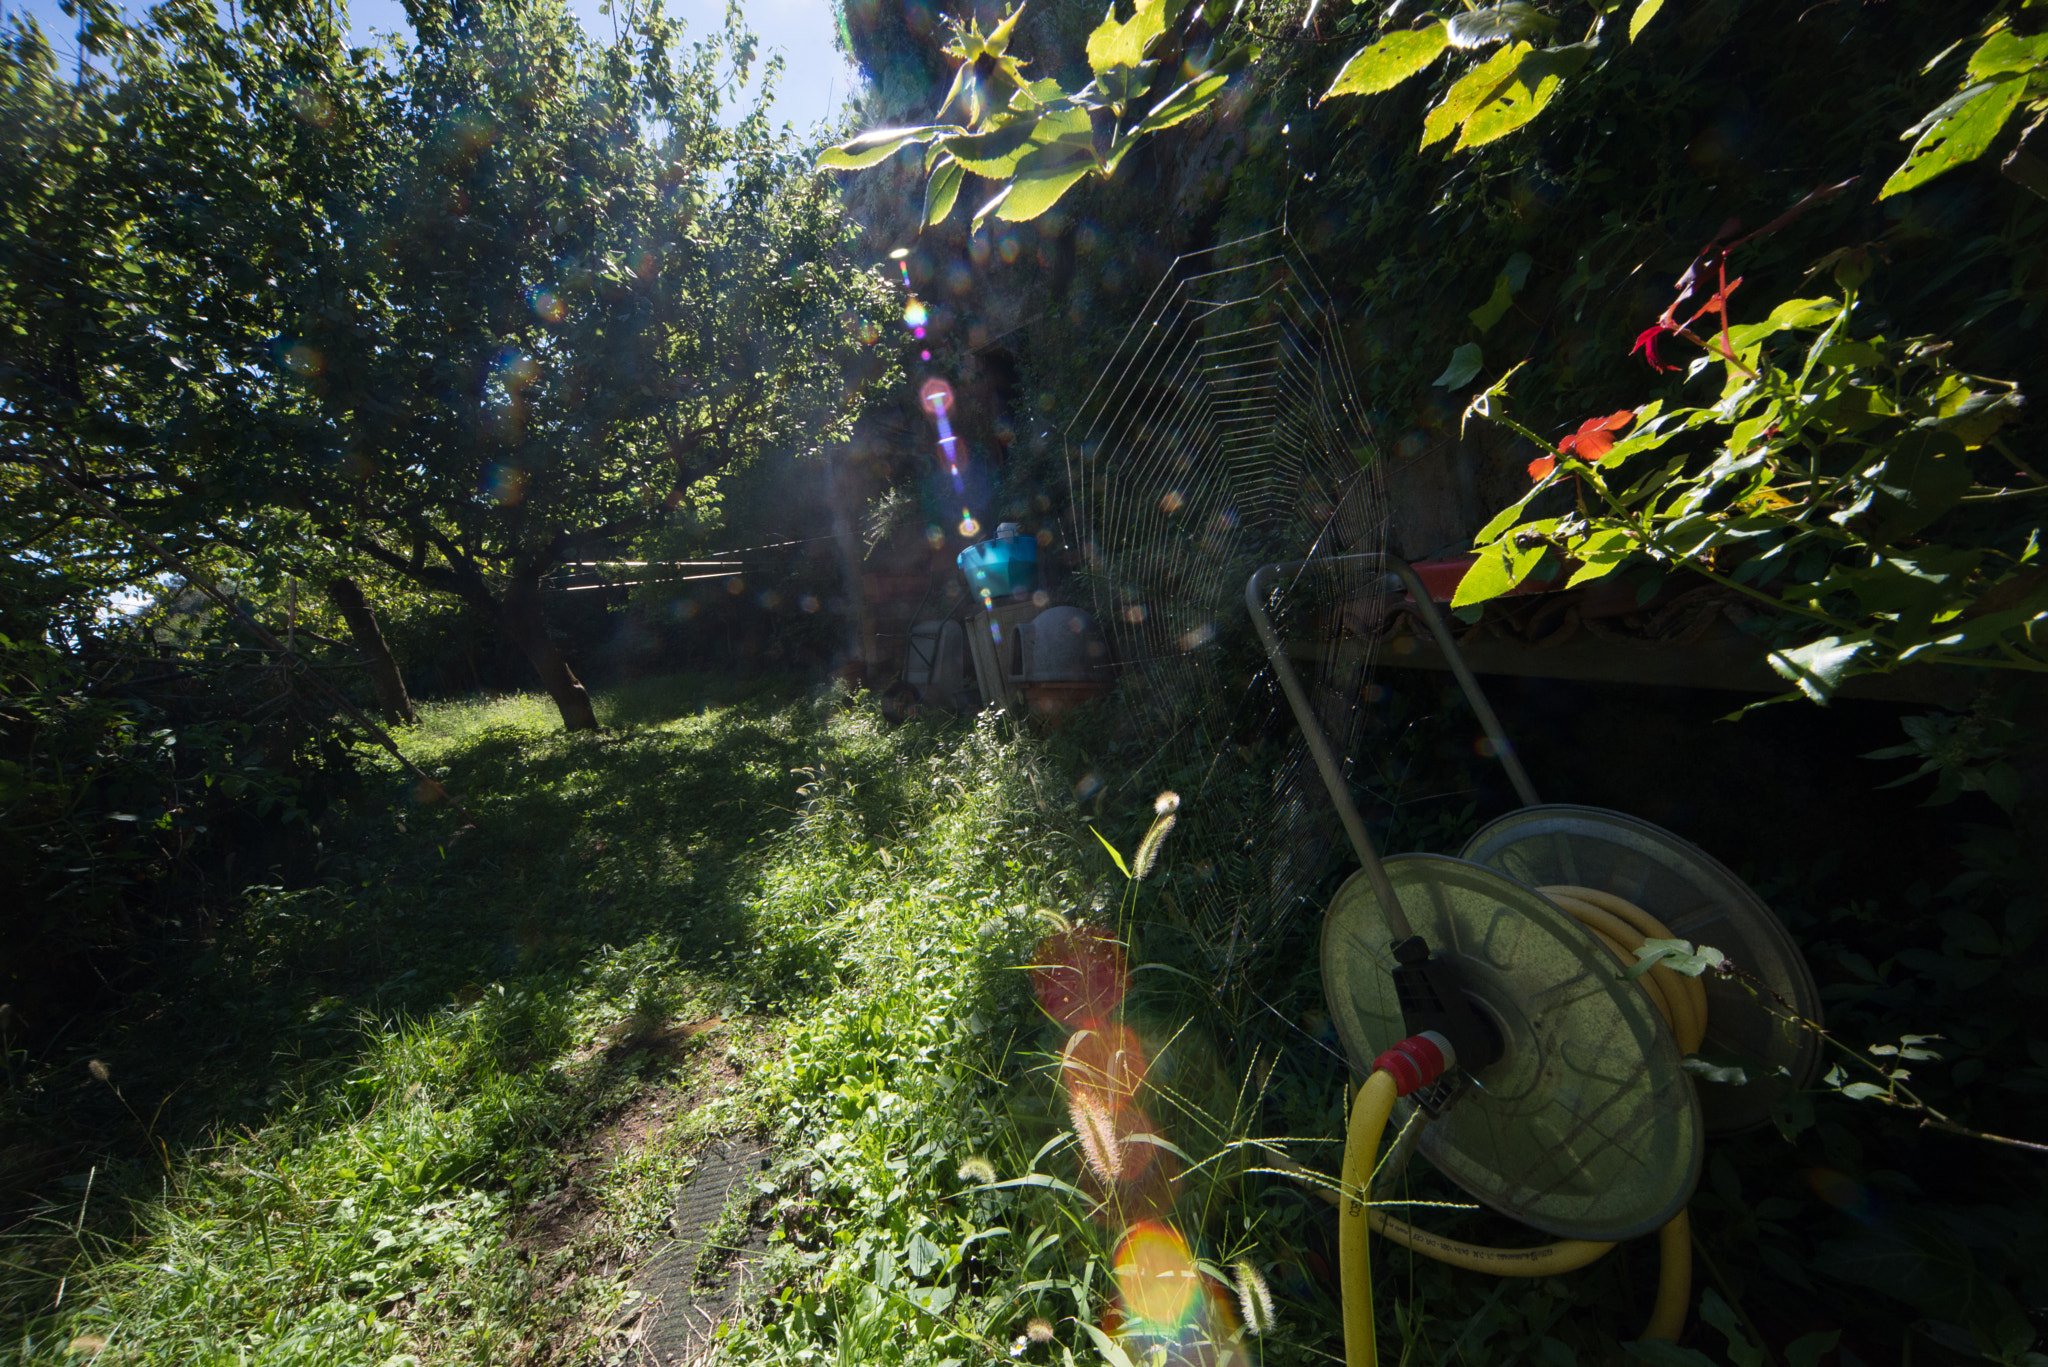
[1062,228,1391,991]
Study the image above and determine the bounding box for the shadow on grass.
[0,678,852,1242]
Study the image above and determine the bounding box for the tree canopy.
[2,0,894,730]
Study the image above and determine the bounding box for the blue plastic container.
[958,533,1038,598]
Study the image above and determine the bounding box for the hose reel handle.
[1390,935,1504,1080]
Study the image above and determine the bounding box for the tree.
[1,0,895,731]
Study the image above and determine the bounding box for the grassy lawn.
[7,672,2037,1367]
[0,679,1090,1365]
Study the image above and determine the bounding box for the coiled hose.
[1334,884,1702,1367]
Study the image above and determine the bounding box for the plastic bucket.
[957,535,1038,598]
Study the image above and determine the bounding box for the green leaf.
[1786,1332,1842,1367]
[1627,0,1665,41]
[1469,273,1516,333]
[1131,70,1231,137]
[1451,523,1553,608]
[1681,1055,1750,1086]
[1090,825,1133,879]
[1420,42,1527,149]
[1624,938,1728,979]
[994,153,1095,222]
[905,1231,944,1277]
[1457,42,1595,150]
[1769,296,1842,329]
[1967,27,2048,80]
[1471,484,1541,545]
[1030,105,1098,153]
[948,119,1040,176]
[924,158,965,225]
[978,1172,1095,1200]
[817,125,942,170]
[1767,633,1873,703]
[1081,1321,1140,1367]
[1432,342,1485,389]
[1324,22,1449,100]
[1865,427,1972,538]
[1564,527,1634,586]
[1446,3,1549,48]
[1700,1289,1764,1367]
[1880,75,2027,199]
[1087,0,1173,76]
[1838,1081,1887,1101]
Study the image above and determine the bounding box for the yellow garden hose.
[1330,885,1706,1367]
[1338,1070,1399,1367]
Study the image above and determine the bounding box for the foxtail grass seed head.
[1026,1318,1055,1343]
[87,1059,110,1084]
[1068,1086,1123,1184]
[958,1155,997,1185]
[1234,1259,1275,1335]
[1154,790,1180,815]
[1036,908,1073,934]
[1131,813,1176,881]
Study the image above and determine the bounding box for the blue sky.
[1,0,858,132]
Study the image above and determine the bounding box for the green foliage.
[1456,276,2046,700]
[1865,699,2028,810]
[1,685,1080,1363]
[1,0,895,730]
[1882,6,2048,199]
[819,0,1252,227]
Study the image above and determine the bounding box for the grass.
[4,669,2038,1367]
[0,676,1108,1366]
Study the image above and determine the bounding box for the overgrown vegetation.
[0,682,1086,1363]
[7,0,2048,1362]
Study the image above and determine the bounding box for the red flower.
[1631,325,1679,373]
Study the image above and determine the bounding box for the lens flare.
[1062,1024,1149,1112]
[959,512,980,537]
[287,84,335,127]
[1113,1224,1201,1332]
[528,286,566,323]
[281,343,324,377]
[1031,925,1127,1030]
[1806,1168,1885,1226]
[482,463,528,505]
[1105,1223,1243,1366]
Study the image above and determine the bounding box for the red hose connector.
[1372,1031,1455,1097]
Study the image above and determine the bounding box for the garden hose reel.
[1245,551,1825,1245]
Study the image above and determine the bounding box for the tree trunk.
[499,577,599,731]
[325,575,418,725]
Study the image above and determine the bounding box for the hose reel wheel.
[1322,854,1704,1243]
[1459,805,1825,1136]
